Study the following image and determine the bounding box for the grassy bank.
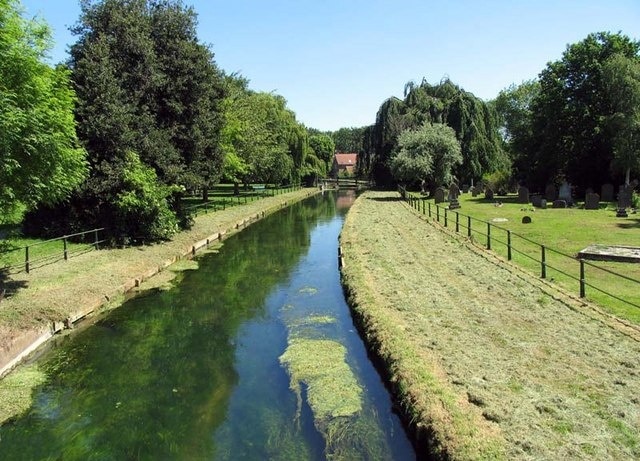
[0,188,317,423]
[340,190,640,460]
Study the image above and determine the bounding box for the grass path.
[340,191,640,460]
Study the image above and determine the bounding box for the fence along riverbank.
[399,186,640,319]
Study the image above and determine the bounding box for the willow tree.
[365,78,505,187]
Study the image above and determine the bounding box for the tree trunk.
[202,188,209,202]
[625,167,630,186]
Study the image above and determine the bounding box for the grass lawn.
[407,191,640,324]
[341,190,640,460]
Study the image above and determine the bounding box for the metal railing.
[399,186,640,311]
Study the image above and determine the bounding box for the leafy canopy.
[0,0,87,215]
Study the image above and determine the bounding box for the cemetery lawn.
[340,190,640,460]
[413,192,640,324]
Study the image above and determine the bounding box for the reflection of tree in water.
[0,193,341,460]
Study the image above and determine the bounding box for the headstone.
[585,192,600,210]
[449,198,461,210]
[448,183,460,201]
[517,186,529,204]
[558,181,573,205]
[601,183,614,202]
[545,184,557,201]
[531,195,542,208]
[462,184,470,193]
[540,199,547,209]
[522,216,532,224]
[618,186,633,209]
[553,200,567,208]
[471,186,480,197]
[485,188,494,200]
[434,187,446,204]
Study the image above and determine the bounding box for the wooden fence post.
[63,237,68,261]
[507,230,512,261]
[468,216,471,237]
[94,229,99,250]
[25,246,30,273]
[541,245,546,279]
[486,223,491,250]
[455,212,459,232]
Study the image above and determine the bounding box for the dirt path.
[340,191,640,460]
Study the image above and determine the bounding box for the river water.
[0,191,415,460]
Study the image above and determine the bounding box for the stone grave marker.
[522,216,532,224]
[462,184,470,193]
[558,181,573,205]
[485,187,494,200]
[517,186,529,204]
[553,200,567,208]
[545,184,557,201]
[434,187,446,204]
[540,199,547,209]
[448,183,460,201]
[531,194,542,207]
[585,192,600,210]
[601,183,614,202]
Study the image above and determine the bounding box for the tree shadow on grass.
[0,268,28,301]
[616,218,640,229]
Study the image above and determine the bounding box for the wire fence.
[184,184,302,216]
[0,228,106,275]
[398,186,640,312]
[0,184,304,276]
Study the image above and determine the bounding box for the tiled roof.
[334,153,357,166]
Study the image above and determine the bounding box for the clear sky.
[19,0,640,131]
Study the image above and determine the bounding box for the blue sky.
[20,0,640,131]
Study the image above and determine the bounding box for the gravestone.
[585,192,600,210]
[540,199,547,209]
[618,186,633,209]
[471,186,480,197]
[448,183,460,201]
[517,186,529,204]
[485,187,494,200]
[434,187,446,204]
[558,181,573,205]
[522,216,532,224]
[601,183,614,202]
[553,200,567,208]
[545,184,557,201]
[531,195,542,208]
[462,184,470,193]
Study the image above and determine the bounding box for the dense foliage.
[363,78,506,187]
[496,32,640,192]
[0,0,87,218]
[390,123,462,190]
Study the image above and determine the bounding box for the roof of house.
[334,152,357,166]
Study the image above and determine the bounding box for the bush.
[482,170,513,195]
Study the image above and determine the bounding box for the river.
[0,190,415,460]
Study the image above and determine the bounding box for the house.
[331,152,357,177]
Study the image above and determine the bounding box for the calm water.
[0,191,415,460]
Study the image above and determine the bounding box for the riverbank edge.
[0,189,319,389]
[338,192,505,460]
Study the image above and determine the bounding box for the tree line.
[2,0,336,242]
[348,32,639,197]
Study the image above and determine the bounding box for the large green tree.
[25,0,225,241]
[365,78,505,187]
[528,32,640,191]
[0,0,87,216]
[603,53,640,186]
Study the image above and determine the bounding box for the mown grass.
[341,190,640,460]
[408,191,640,324]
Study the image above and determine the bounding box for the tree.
[603,53,640,185]
[331,127,364,152]
[390,123,462,191]
[0,0,87,216]
[365,78,504,187]
[25,0,226,240]
[530,32,640,191]
[308,134,335,170]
